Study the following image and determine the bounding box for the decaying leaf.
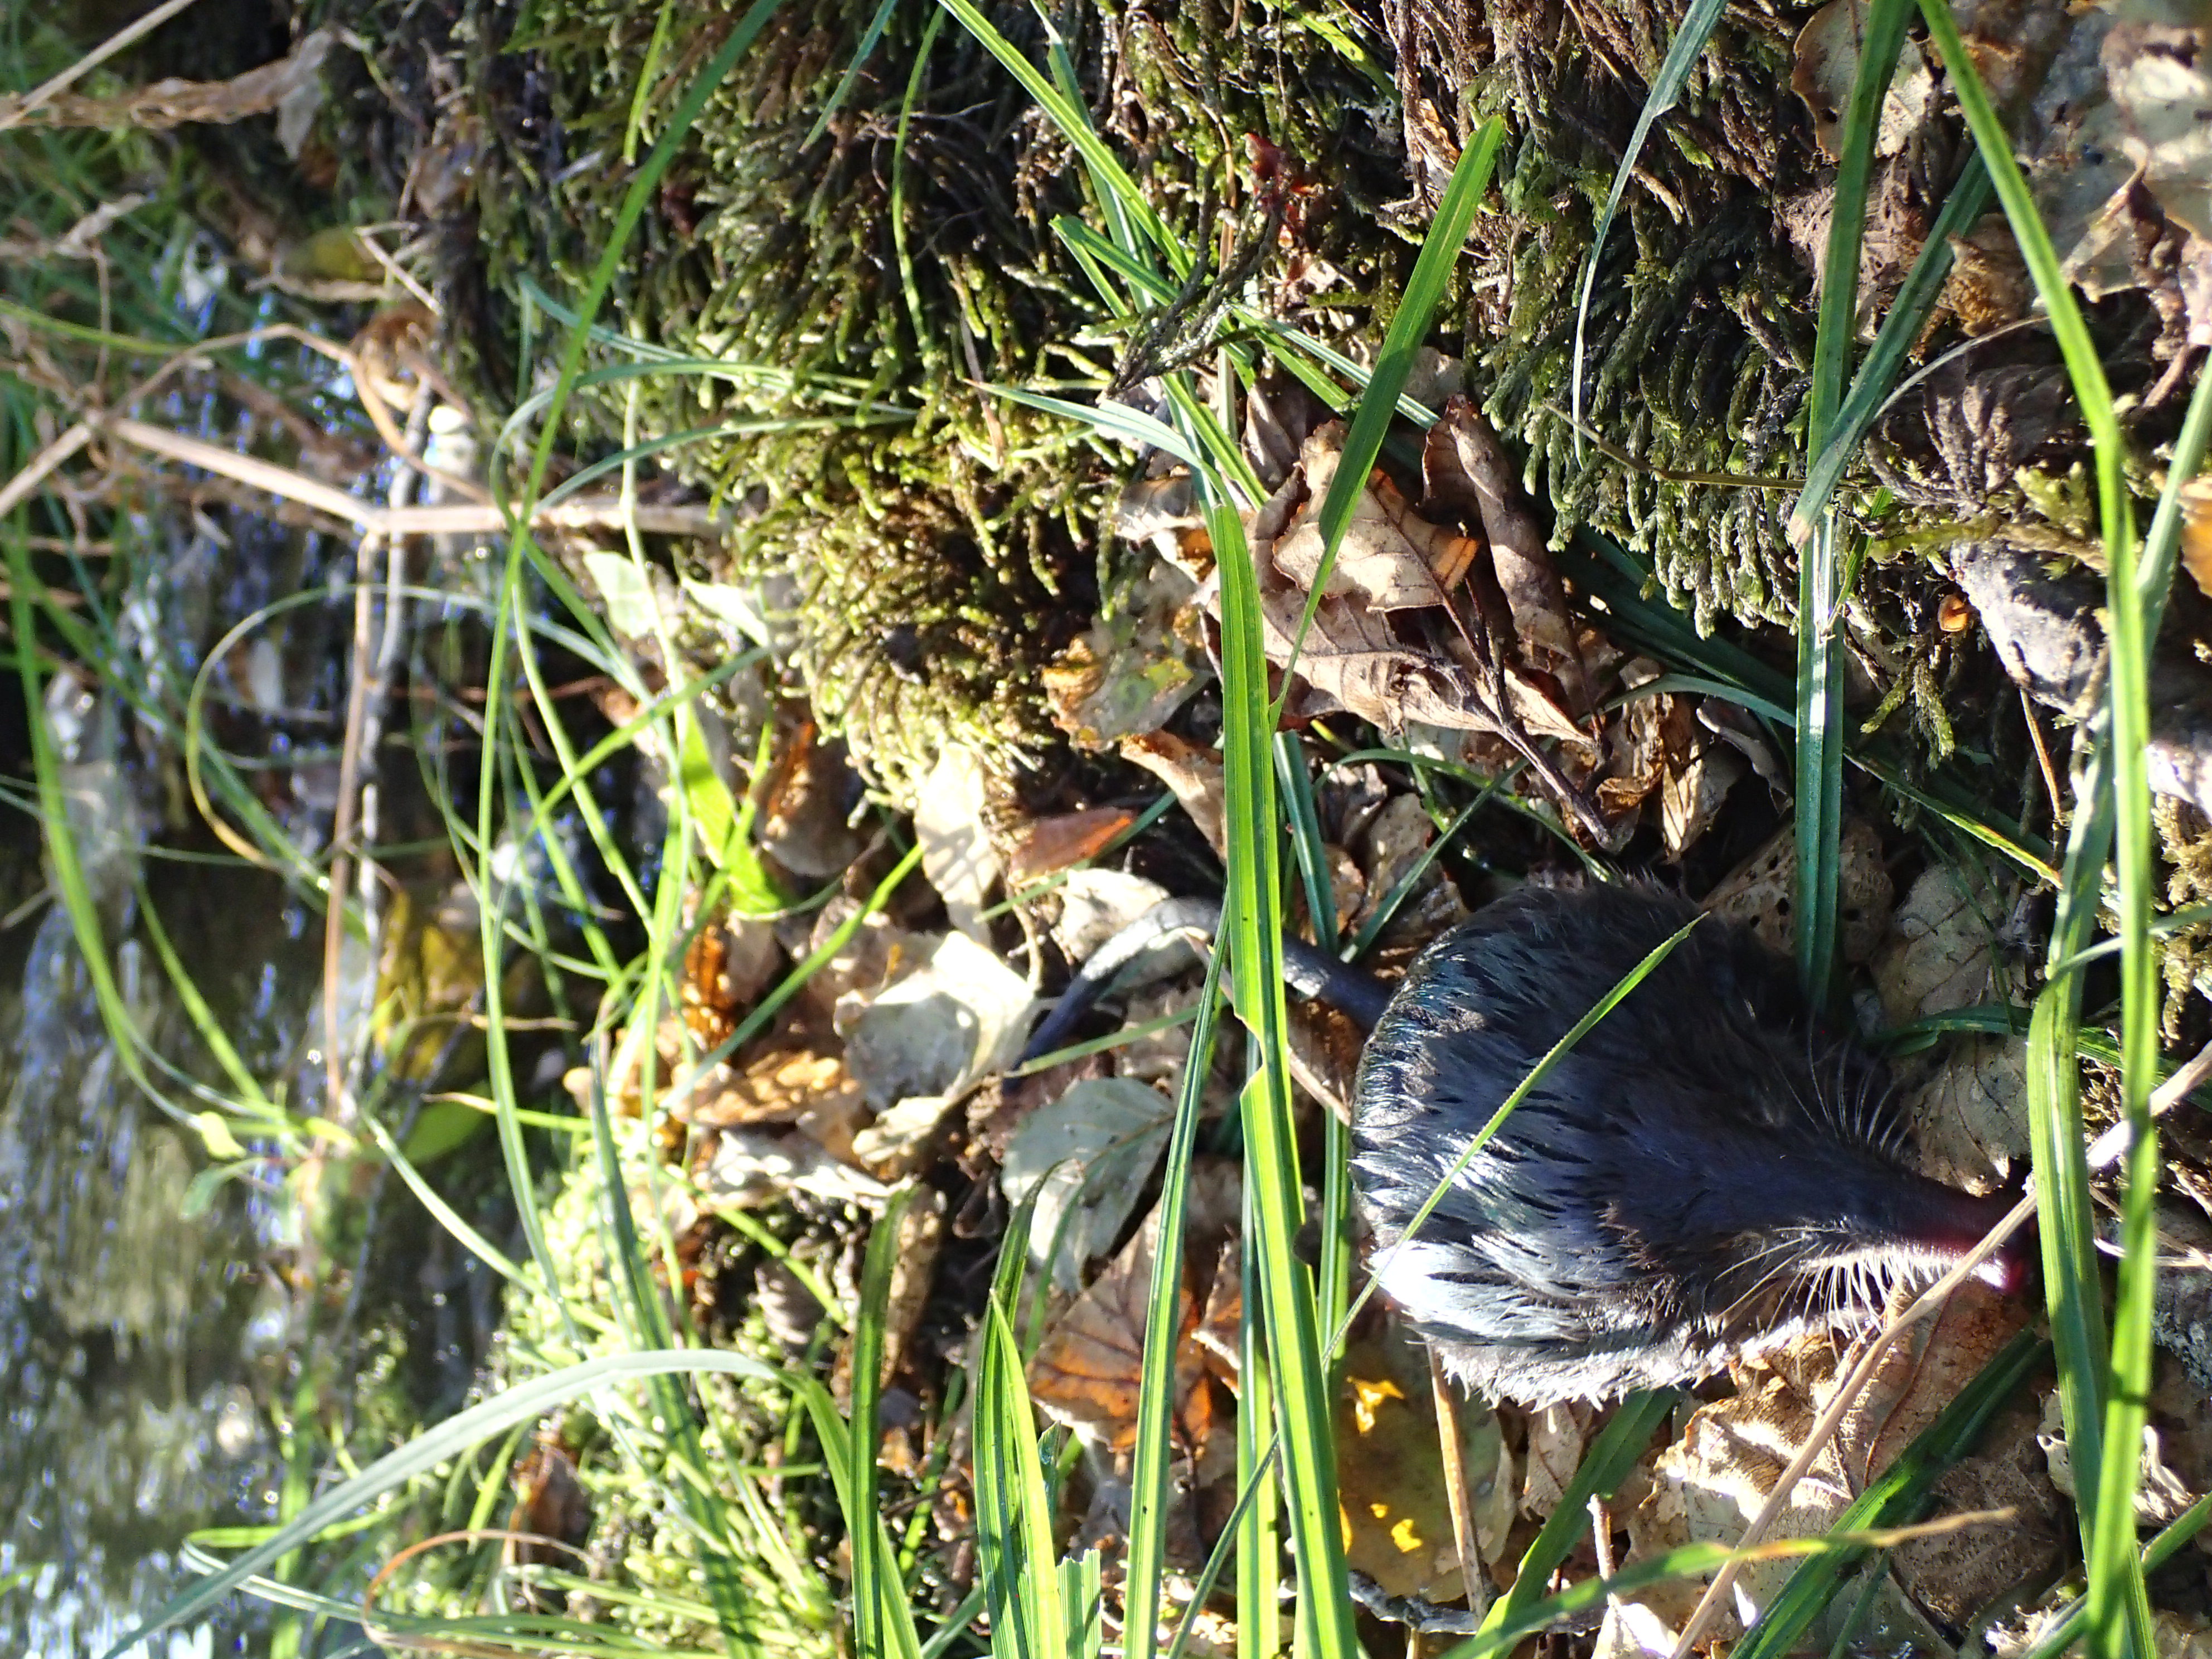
[668,1046,865,1132]
[756,720,866,880]
[876,1187,945,1388]
[695,1126,892,1210]
[1791,0,1937,162]
[682,915,783,1045]
[1521,1401,1597,1520]
[1335,1322,1514,1603]
[999,1076,1173,1290]
[915,745,998,944]
[1600,666,1749,860]
[1702,818,1893,964]
[2040,1390,2203,1528]
[840,929,1034,1110]
[1874,865,2020,1025]
[1004,808,1135,893]
[2107,0,2212,242]
[1044,556,1209,748]
[2182,473,2212,598]
[1629,1286,2044,1638]
[1271,435,1478,608]
[1121,730,1229,859]
[1422,397,1587,705]
[1053,869,1172,963]
[1029,1205,1215,1464]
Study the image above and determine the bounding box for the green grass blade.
[1476,1388,1675,1641]
[804,0,903,147]
[1122,946,1230,1659]
[1915,9,2151,1650]
[475,0,784,1363]
[1567,0,1729,451]
[1274,118,1506,711]
[1235,1191,1281,1659]
[930,0,1185,274]
[101,1350,780,1658]
[2015,1494,2212,1659]
[1275,734,1354,1342]
[1794,0,1910,1012]
[1794,516,1848,1011]
[848,1187,929,1659]
[1207,480,1357,1659]
[974,1294,1070,1659]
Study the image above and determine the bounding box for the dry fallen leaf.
[1422,397,1587,706]
[1703,818,1893,964]
[671,1047,864,1131]
[1121,730,1229,859]
[999,1076,1174,1290]
[914,745,998,945]
[1874,865,2019,1020]
[1272,435,1478,608]
[1004,808,1136,893]
[1044,556,1209,748]
[1603,668,1748,860]
[695,1127,892,1210]
[840,930,1035,1110]
[1521,1401,1598,1520]
[1792,0,1937,162]
[876,1187,945,1388]
[1029,1205,1213,1463]
[682,915,783,1045]
[2107,0,2212,241]
[1052,869,1172,962]
[1335,1322,1513,1603]
[1629,1286,2044,1638]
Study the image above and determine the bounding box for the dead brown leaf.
[1422,398,1588,706]
[1044,557,1209,748]
[673,1047,863,1131]
[1600,669,1747,860]
[1335,1323,1512,1602]
[1120,730,1229,859]
[1521,1401,1597,1520]
[1005,808,1136,892]
[2107,1,2212,242]
[1029,1207,1212,1462]
[1702,818,1893,964]
[1272,435,1478,608]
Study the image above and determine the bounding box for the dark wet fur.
[1352,885,2020,1405]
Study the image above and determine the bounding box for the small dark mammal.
[1022,884,2026,1406]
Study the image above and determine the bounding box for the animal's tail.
[1017,896,1391,1065]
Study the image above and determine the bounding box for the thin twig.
[0,0,208,134]
[1430,1348,1488,1623]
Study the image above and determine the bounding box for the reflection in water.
[0,861,306,1656]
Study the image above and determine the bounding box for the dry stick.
[2021,688,2068,834]
[1430,1349,1490,1623]
[101,419,731,537]
[323,540,378,1122]
[1668,1042,2212,1658]
[0,0,208,134]
[0,322,356,524]
[0,422,95,521]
